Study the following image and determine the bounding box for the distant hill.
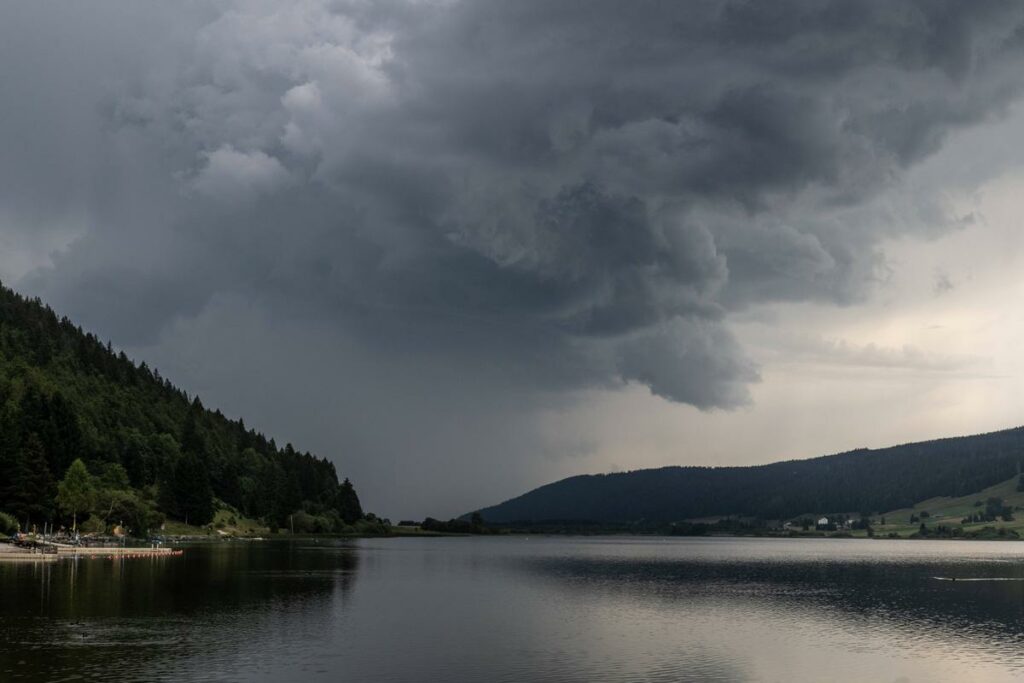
[473,429,1024,524]
[0,282,364,534]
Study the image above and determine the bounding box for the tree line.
[0,283,363,534]
[476,430,1024,524]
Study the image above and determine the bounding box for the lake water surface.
[4,536,1024,682]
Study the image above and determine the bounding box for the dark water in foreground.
[4,537,1024,682]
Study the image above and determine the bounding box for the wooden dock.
[0,550,58,563]
[54,546,180,558]
[0,544,181,562]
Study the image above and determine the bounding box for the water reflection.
[0,541,359,682]
[6,537,1024,682]
[514,538,1024,648]
[503,538,1024,681]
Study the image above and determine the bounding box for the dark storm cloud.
[4,0,1024,513]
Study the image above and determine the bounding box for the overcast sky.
[6,1,1024,519]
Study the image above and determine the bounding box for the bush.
[289,510,343,534]
[79,517,105,534]
[290,510,320,534]
[323,510,344,533]
[0,511,19,536]
[106,491,164,537]
[352,517,390,535]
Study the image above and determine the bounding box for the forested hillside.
[475,429,1024,524]
[0,283,364,534]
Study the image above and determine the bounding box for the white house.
[817,516,829,526]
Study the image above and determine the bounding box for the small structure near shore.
[0,544,59,563]
[53,545,179,558]
[0,539,181,562]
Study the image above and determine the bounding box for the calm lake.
[4,536,1024,682]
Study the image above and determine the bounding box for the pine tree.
[5,435,58,528]
[181,400,206,458]
[338,478,363,524]
[173,451,214,526]
[258,460,288,527]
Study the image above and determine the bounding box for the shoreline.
[6,532,1023,561]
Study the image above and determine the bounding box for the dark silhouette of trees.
[477,429,1024,524]
[0,434,56,528]
[421,515,496,534]
[0,282,365,532]
[172,451,214,526]
[338,478,363,524]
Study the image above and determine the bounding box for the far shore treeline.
[0,283,367,536]
[474,428,1024,526]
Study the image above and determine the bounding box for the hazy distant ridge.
[474,429,1024,523]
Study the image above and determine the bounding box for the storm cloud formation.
[4,1,1024,515]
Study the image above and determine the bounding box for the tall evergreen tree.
[181,400,206,458]
[3,434,57,529]
[173,451,214,526]
[338,478,363,524]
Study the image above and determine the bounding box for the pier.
[0,542,181,562]
[0,547,58,562]
[54,545,181,558]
